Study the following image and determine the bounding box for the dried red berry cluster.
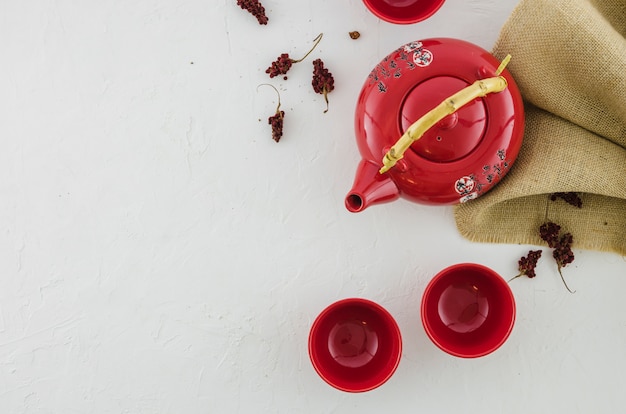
[236,0,268,25]
[509,250,542,282]
[260,34,335,142]
[539,221,576,270]
[268,110,285,142]
[539,221,562,248]
[539,221,576,293]
[265,33,324,81]
[312,58,335,113]
[553,232,575,269]
[520,250,542,278]
[550,192,583,208]
[266,53,293,79]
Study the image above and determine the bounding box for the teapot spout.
[345,160,400,213]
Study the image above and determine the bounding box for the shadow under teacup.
[362,0,445,24]
[308,298,402,392]
[421,263,516,358]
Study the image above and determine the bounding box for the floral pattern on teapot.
[456,148,512,203]
[367,41,434,93]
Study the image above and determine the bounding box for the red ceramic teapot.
[345,38,524,212]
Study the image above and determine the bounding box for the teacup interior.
[328,319,379,368]
[422,265,515,357]
[364,0,445,23]
[309,301,401,392]
[438,280,490,333]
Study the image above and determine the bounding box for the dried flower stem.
[556,266,576,294]
[258,83,281,111]
[292,33,323,63]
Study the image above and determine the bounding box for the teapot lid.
[400,75,488,162]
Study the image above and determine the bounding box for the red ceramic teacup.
[308,298,402,392]
[421,263,515,358]
[362,0,445,24]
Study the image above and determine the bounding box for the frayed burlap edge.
[454,105,626,256]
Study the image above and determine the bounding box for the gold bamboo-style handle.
[379,74,508,174]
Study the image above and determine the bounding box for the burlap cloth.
[454,0,626,256]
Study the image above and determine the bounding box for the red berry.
[236,0,268,25]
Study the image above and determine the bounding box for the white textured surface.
[2,0,626,412]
